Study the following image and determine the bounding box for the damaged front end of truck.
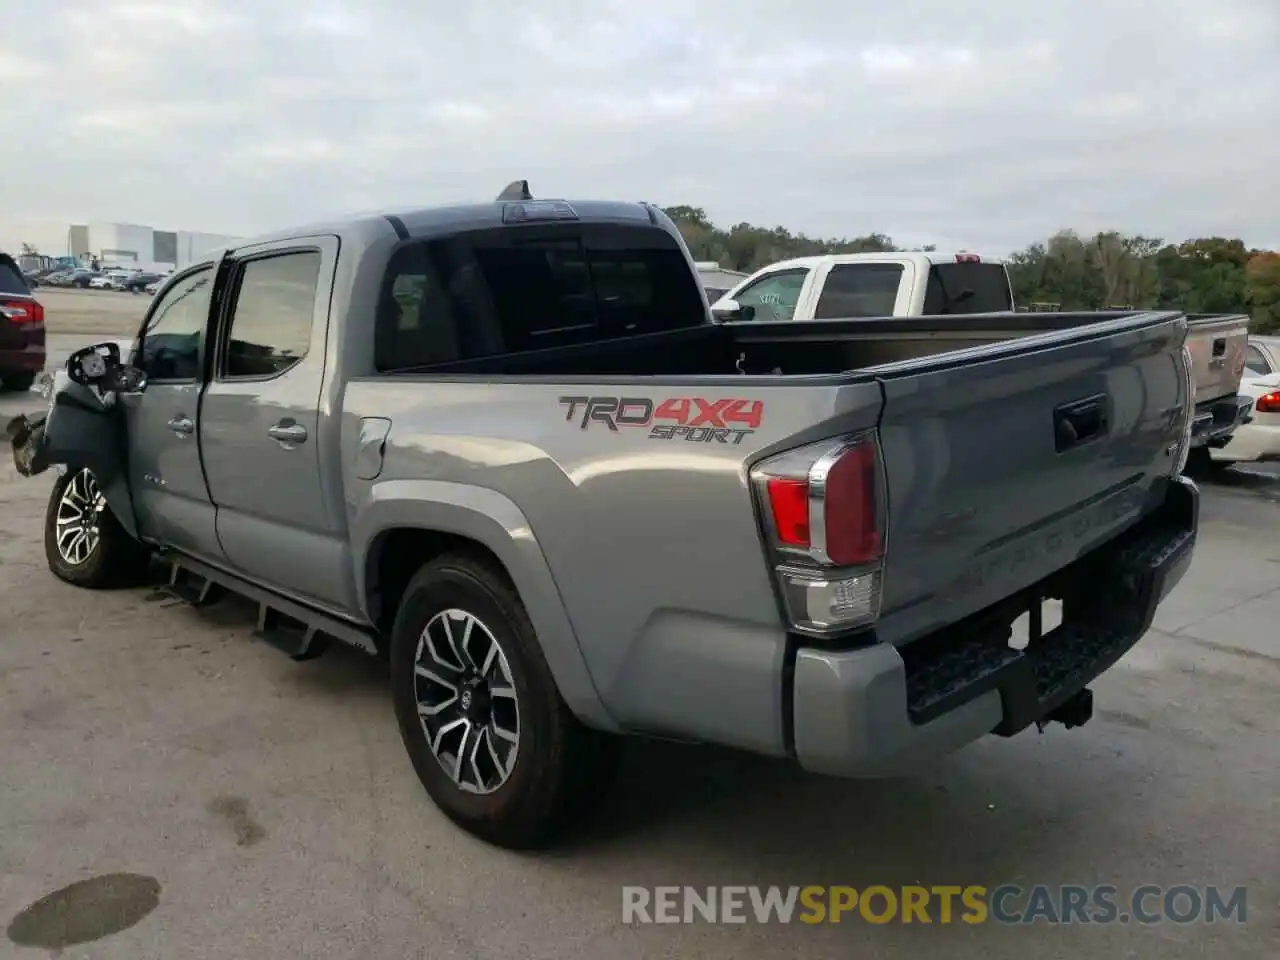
[5,342,144,540]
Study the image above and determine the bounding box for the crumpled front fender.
[6,409,52,478]
[5,375,139,539]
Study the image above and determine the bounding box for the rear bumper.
[0,347,46,374]
[1209,423,1280,463]
[1189,394,1252,448]
[791,475,1198,778]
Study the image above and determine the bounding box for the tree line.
[663,206,1280,332]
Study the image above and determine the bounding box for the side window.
[373,225,706,371]
[1244,345,1272,376]
[814,264,904,319]
[137,267,214,380]
[0,256,30,295]
[222,251,321,379]
[733,269,809,322]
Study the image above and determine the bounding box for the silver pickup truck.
[8,185,1200,849]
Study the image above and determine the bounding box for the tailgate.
[1185,313,1249,405]
[869,311,1189,647]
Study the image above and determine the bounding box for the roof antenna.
[497,180,533,201]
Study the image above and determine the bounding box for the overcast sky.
[2,0,1277,253]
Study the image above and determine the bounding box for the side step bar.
[163,554,379,661]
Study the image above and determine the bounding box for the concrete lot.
[2,300,1277,958]
[33,286,150,338]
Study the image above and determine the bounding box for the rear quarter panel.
[341,376,883,751]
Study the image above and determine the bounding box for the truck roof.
[213,192,670,261]
[759,251,1007,271]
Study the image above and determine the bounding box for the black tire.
[44,467,151,589]
[1186,446,1229,475]
[0,372,35,392]
[390,552,618,849]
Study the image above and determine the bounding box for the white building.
[0,218,243,271]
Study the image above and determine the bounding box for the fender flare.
[351,480,617,732]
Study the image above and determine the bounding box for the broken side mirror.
[66,342,121,387]
[65,342,147,394]
[711,298,755,322]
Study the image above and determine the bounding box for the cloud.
[2,0,1278,252]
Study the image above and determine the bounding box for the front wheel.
[390,553,618,849]
[44,467,151,588]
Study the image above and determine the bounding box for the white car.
[1211,336,1280,465]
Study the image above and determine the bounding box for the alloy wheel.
[55,469,106,566]
[413,609,521,795]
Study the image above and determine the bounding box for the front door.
[198,238,351,612]
[123,264,223,560]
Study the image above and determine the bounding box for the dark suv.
[0,253,46,392]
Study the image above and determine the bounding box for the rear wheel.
[0,372,35,392]
[389,552,618,849]
[44,467,151,588]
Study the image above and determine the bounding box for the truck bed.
[351,307,1192,754]
[379,310,1179,380]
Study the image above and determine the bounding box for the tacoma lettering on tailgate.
[558,396,763,445]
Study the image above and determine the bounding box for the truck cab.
[709,251,1015,323]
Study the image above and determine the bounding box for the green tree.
[1246,252,1280,333]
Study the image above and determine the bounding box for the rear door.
[811,261,914,318]
[198,237,349,610]
[869,312,1188,647]
[120,264,224,558]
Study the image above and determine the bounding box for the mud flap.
[6,386,140,540]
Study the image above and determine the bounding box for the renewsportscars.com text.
[621,884,1248,926]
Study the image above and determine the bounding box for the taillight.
[751,433,886,636]
[0,298,43,324]
[1171,344,1195,475]
[1256,391,1280,414]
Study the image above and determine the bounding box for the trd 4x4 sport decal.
[558,396,764,445]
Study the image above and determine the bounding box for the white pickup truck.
[708,251,1015,322]
[711,252,1252,462]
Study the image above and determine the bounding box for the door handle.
[268,421,308,446]
[167,415,194,436]
[1054,395,1108,452]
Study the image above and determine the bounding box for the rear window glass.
[923,263,1012,314]
[813,263,904,319]
[0,257,30,296]
[375,224,706,371]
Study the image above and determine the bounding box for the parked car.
[711,254,1252,465]
[121,271,163,293]
[1243,335,1280,377]
[65,269,97,289]
[1209,336,1280,466]
[8,185,1199,850]
[0,252,46,392]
